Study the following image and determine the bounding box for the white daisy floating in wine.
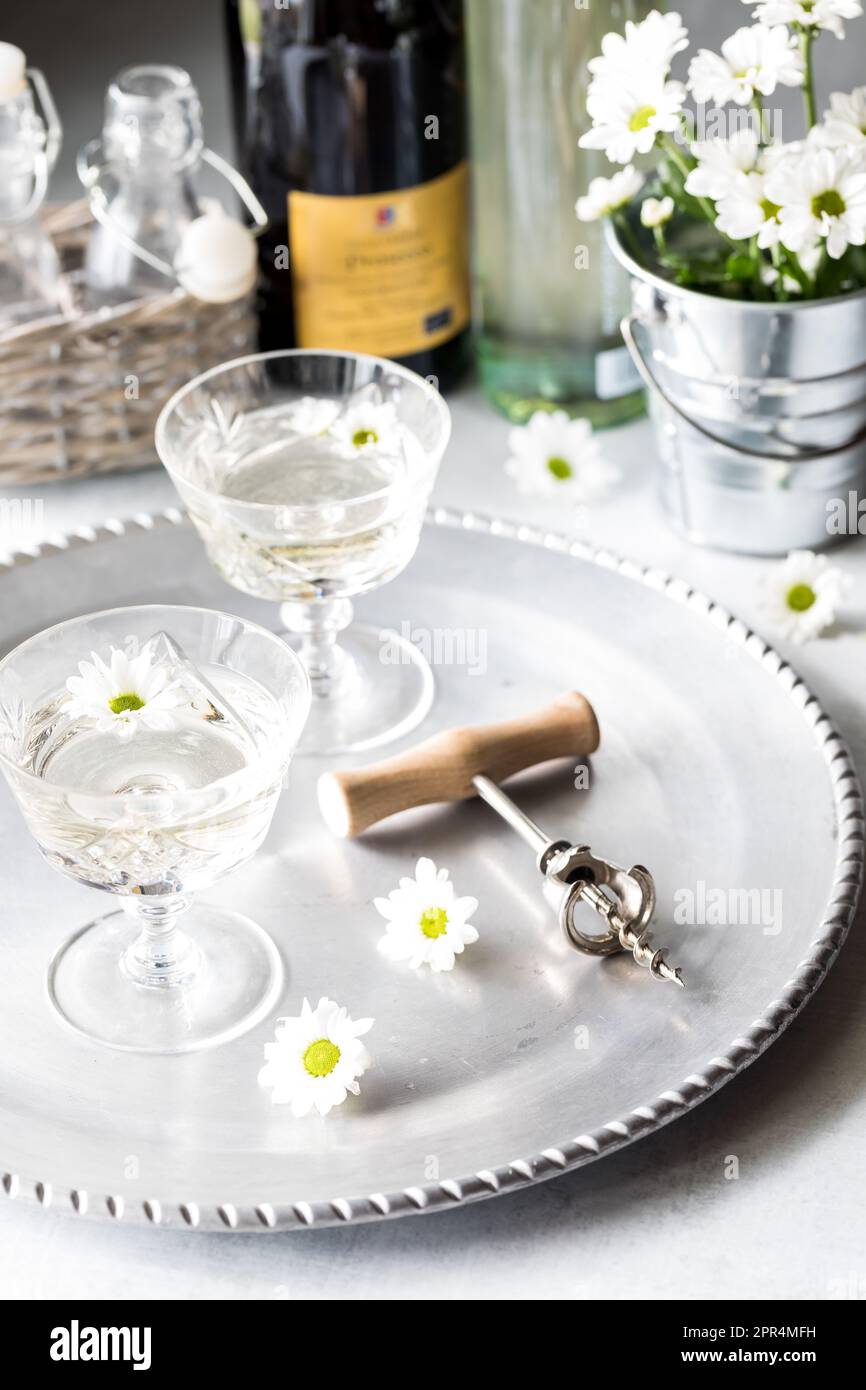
[0,605,310,1054]
[64,642,186,738]
[156,351,451,754]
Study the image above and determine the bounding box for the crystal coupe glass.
[0,605,310,1054]
[155,350,451,753]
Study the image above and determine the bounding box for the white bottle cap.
[0,42,27,102]
[174,204,258,303]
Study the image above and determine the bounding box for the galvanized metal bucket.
[607,222,866,555]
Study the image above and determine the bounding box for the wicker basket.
[0,200,258,486]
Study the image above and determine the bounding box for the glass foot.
[284,621,435,755]
[46,905,283,1054]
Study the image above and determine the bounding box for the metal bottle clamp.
[6,66,62,224]
[76,139,269,279]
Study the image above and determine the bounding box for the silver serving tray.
[0,509,861,1232]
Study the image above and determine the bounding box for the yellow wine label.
[288,162,470,359]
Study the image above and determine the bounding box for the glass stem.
[121,893,199,990]
[280,597,354,699]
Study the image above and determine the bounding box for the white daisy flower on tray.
[505,410,618,502]
[258,997,374,1115]
[576,165,644,221]
[65,644,186,740]
[758,549,848,642]
[766,145,866,259]
[375,857,479,973]
[747,0,863,41]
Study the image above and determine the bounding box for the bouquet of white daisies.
[576,3,866,302]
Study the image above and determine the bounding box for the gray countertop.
[1,389,865,1300]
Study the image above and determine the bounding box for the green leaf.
[655,157,708,223]
[725,253,758,281]
[813,247,853,299]
[846,246,866,289]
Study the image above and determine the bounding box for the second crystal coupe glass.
[0,605,310,1054]
[155,350,452,753]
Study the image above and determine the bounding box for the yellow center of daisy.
[761,197,782,222]
[352,428,378,448]
[786,583,817,613]
[419,907,449,939]
[108,693,145,714]
[547,455,573,481]
[812,189,846,219]
[303,1038,341,1077]
[629,105,656,132]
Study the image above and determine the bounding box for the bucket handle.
[621,312,866,465]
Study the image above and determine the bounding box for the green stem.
[660,132,694,182]
[779,246,812,296]
[751,94,770,146]
[770,243,788,302]
[800,29,817,129]
[749,236,766,296]
[611,210,645,266]
[811,244,828,297]
[659,131,752,256]
[659,133,718,225]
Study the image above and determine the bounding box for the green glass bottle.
[465,0,650,425]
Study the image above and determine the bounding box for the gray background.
[3,0,864,199]
[1,0,866,1301]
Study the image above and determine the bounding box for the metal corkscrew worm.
[317,691,685,988]
[472,775,683,986]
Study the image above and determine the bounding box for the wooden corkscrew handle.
[317,692,600,839]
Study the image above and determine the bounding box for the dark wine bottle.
[225,0,470,389]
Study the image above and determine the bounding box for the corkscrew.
[317,692,684,987]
